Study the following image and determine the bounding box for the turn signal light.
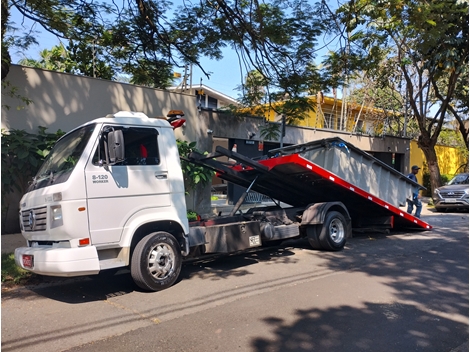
[79,238,90,246]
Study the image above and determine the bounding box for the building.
[167,84,239,110]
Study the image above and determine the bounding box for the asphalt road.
[2,208,468,352]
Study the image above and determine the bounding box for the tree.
[329,0,469,194]
[1,0,11,80]
[3,0,339,110]
[18,42,114,79]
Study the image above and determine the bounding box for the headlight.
[50,205,63,228]
[434,188,440,194]
[19,211,24,231]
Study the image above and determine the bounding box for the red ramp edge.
[256,154,432,230]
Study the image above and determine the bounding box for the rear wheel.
[131,231,182,291]
[318,211,347,251]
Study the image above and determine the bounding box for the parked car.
[433,173,469,212]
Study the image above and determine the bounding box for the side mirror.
[102,129,125,167]
[108,129,124,163]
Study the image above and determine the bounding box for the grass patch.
[1,252,32,285]
[210,196,219,201]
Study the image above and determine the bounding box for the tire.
[306,225,323,250]
[318,211,347,251]
[131,231,182,291]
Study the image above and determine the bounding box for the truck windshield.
[28,124,96,192]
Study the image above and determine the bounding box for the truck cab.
[15,111,190,291]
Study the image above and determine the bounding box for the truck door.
[85,125,171,245]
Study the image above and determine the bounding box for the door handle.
[155,173,167,179]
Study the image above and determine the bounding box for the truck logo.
[28,210,36,231]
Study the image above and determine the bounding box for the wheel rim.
[147,243,175,280]
[329,218,345,244]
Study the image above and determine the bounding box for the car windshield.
[29,124,96,191]
[448,174,469,185]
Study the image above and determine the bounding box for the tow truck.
[15,111,431,291]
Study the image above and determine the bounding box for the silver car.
[433,173,469,212]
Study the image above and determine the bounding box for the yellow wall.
[409,140,425,184]
[435,144,468,176]
[409,140,468,184]
[262,96,382,132]
[259,95,467,185]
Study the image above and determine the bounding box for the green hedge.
[422,172,451,196]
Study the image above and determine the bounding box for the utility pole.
[92,37,97,78]
[403,88,408,138]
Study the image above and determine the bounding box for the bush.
[422,172,451,196]
[177,140,214,191]
[1,253,32,284]
[187,210,199,221]
[1,128,65,232]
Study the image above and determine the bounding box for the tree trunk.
[418,134,442,195]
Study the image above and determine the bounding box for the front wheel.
[131,231,182,291]
[306,225,323,250]
[318,211,348,251]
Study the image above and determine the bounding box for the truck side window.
[93,126,160,166]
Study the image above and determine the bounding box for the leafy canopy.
[4,0,338,101]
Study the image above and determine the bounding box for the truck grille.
[440,191,466,198]
[21,206,47,232]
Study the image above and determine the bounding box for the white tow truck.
[15,111,431,292]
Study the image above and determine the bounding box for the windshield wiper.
[38,169,56,183]
[48,170,56,183]
[28,176,38,190]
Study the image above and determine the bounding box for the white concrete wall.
[2,65,200,137]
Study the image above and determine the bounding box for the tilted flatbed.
[189,137,431,231]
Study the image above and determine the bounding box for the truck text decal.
[92,175,109,184]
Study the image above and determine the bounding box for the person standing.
[407,165,422,218]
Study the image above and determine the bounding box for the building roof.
[167,84,240,106]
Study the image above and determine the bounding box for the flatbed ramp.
[190,137,431,230]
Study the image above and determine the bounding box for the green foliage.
[330,0,469,194]
[259,122,281,142]
[1,253,32,284]
[1,127,64,217]
[1,0,11,80]
[18,43,115,79]
[176,140,214,191]
[4,0,339,94]
[237,70,269,107]
[186,210,199,222]
[1,80,33,110]
[422,172,450,197]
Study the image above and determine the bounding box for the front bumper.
[433,198,469,210]
[15,246,100,277]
